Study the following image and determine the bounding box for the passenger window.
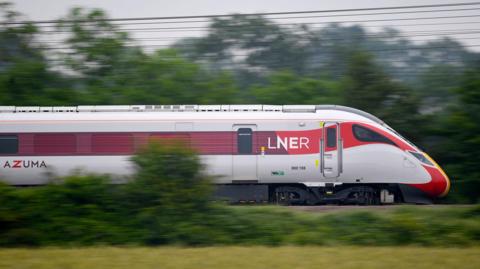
[237,128,252,154]
[34,134,76,154]
[326,128,337,148]
[149,134,191,147]
[352,124,397,146]
[92,134,134,154]
[0,135,18,154]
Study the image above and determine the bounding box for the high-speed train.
[0,104,449,204]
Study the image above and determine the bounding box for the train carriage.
[0,104,450,204]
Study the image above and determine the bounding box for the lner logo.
[267,136,310,150]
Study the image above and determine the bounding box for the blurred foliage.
[125,142,213,244]
[0,129,480,247]
[0,3,480,202]
[435,65,480,203]
[251,70,342,104]
[341,51,425,142]
[0,142,217,246]
[174,15,310,73]
[2,167,480,247]
[1,142,480,247]
[56,7,132,77]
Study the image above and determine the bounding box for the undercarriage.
[214,183,432,205]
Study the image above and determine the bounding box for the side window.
[92,134,134,154]
[352,124,397,146]
[326,127,337,148]
[149,134,191,147]
[0,135,18,154]
[237,128,252,154]
[34,134,76,154]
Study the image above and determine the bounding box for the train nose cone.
[436,170,450,198]
[424,154,450,197]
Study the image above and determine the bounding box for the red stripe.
[3,123,413,156]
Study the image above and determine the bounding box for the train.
[0,104,450,205]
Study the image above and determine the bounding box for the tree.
[176,15,309,73]
[436,64,480,202]
[341,51,423,142]
[251,70,341,104]
[104,49,240,105]
[0,2,40,68]
[0,2,70,106]
[122,141,213,244]
[53,8,241,105]
[56,8,136,77]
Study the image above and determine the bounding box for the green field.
[0,246,479,269]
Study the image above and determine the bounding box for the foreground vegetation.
[1,143,480,247]
[1,246,479,269]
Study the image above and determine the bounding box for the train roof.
[0,104,386,126]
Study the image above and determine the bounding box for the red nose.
[411,165,450,198]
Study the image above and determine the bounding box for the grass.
[0,246,479,269]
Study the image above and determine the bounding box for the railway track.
[288,204,472,212]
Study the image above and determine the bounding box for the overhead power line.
[264,7,480,21]
[3,2,480,25]
[40,44,480,53]
[35,33,480,47]
[36,14,480,34]
[37,36,480,45]
[34,28,480,41]
[21,7,480,28]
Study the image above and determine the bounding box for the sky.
[7,0,480,51]
[8,0,473,19]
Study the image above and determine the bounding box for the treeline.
[0,3,479,202]
[1,142,480,247]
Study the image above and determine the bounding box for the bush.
[1,143,480,247]
[0,142,215,246]
[120,141,214,245]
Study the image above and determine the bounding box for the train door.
[232,125,258,182]
[321,122,343,179]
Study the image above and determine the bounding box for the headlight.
[409,151,434,166]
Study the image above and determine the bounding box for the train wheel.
[346,186,379,205]
[274,186,309,205]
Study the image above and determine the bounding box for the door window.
[326,127,337,148]
[237,128,252,154]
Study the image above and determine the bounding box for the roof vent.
[282,105,316,113]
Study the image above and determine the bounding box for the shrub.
[119,141,214,245]
[1,143,480,247]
